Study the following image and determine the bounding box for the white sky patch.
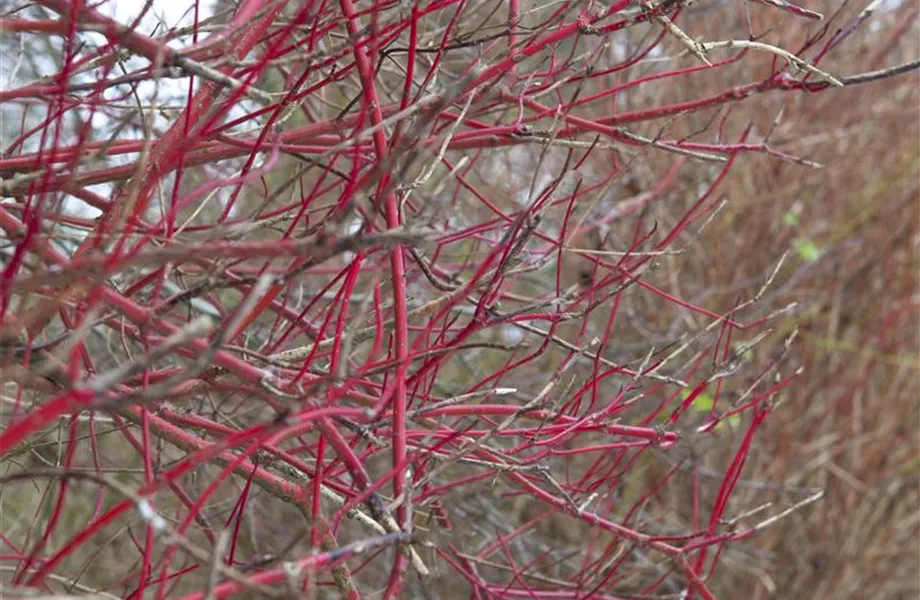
[0,1,238,232]
[500,325,526,346]
[97,0,217,43]
[341,215,365,263]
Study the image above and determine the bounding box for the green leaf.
[681,389,714,413]
[793,238,821,262]
[732,341,754,363]
[724,414,742,429]
[680,390,741,431]
[783,211,800,226]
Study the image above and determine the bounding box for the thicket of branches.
[0,0,917,598]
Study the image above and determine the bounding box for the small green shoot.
[793,238,822,262]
